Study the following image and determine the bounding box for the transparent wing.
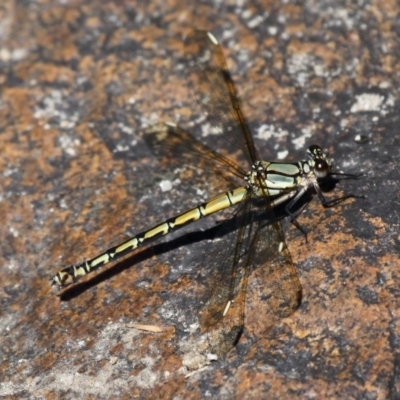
[143,122,246,183]
[198,193,301,355]
[180,31,301,353]
[197,191,255,355]
[251,211,302,320]
[185,30,259,166]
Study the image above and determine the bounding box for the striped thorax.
[245,144,332,198]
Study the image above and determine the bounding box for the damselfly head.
[306,145,332,179]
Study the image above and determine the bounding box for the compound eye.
[314,159,329,178]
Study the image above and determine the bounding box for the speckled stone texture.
[1,0,399,399]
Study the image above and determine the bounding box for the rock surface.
[1,1,399,399]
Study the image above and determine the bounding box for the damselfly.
[51,31,359,354]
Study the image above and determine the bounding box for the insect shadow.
[56,177,335,303]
